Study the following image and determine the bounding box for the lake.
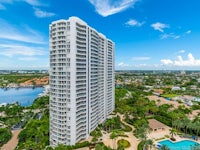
[0,87,44,106]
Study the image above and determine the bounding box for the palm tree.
[173,119,179,130]
[169,128,177,139]
[170,112,178,128]
[177,119,184,132]
[160,144,170,150]
[193,121,200,139]
[145,139,154,150]
[181,118,190,135]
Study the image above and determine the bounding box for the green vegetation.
[161,94,179,98]
[0,103,23,116]
[115,73,200,149]
[0,104,24,128]
[90,127,103,142]
[94,143,112,150]
[192,104,200,110]
[53,141,90,150]
[121,123,132,132]
[117,139,130,148]
[1,71,200,149]
[103,116,121,132]
[137,141,144,150]
[0,128,12,146]
[29,96,49,109]
[17,109,49,150]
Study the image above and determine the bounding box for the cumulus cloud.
[132,57,150,61]
[160,59,173,65]
[161,53,200,67]
[118,62,130,67]
[151,22,169,32]
[88,0,138,17]
[125,19,145,27]
[34,7,55,18]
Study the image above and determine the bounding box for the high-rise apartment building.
[49,17,114,146]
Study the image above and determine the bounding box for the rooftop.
[148,119,167,129]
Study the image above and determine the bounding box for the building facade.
[49,17,114,146]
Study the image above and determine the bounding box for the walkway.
[102,113,140,150]
[117,113,140,150]
[1,129,22,150]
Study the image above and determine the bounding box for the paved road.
[1,129,22,150]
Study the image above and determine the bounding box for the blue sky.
[0,0,200,70]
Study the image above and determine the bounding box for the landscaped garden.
[117,139,130,148]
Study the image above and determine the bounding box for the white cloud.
[160,59,173,65]
[134,64,147,67]
[161,33,180,39]
[151,22,169,32]
[132,57,150,61]
[34,7,55,18]
[0,0,44,9]
[88,0,138,17]
[125,19,144,27]
[23,0,43,6]
[0,44,46,57]
[178,50,185,53]
[161,53,200,67]
[186,30,191,34]
[0,19,45,44]
[18,57,38,61]
[118,62,130,67]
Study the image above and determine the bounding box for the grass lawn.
[117,139,130,148]
[161,94,179,99]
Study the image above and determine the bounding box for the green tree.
[169,128,177,139]
[0,128,12,145]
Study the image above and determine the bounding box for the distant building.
[171,86,181,91]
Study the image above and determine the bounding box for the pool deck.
[147,126,200,148]
[154,134,200,147]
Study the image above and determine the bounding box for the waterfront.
[0,87,44,106]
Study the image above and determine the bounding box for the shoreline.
[0,85,47,88]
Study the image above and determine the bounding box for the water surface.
[0,87,44,106]
[159,139,200,150]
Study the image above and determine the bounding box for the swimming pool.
[159,140,200,150]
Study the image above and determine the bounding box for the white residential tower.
[49,17,114,146]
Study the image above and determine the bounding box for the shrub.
[73,141,90,149]
[138,141,145,150]
[165,135,170,138]
[0,128,12,145]
[117,139,130,148]
[121,123,132,132]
